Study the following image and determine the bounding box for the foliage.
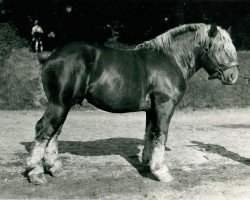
[2,0,250,49]
[0,23,45,109]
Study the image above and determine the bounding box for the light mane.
[135,23,236,60]
[135,23,207,52]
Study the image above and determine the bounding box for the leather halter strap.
[201,48,238,80]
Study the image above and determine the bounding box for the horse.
[26,23,239,184]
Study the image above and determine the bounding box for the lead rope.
[239,75,250,84]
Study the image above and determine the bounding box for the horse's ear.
[209,23,218,37]
[227,26,232,36]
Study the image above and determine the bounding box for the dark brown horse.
[26,23,239,184]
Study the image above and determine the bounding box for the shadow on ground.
[215,124,250,129]
[189,141,250,166]
[18,138,250,191]
[21,138,158,180]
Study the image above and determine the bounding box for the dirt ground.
[0,108,249,199]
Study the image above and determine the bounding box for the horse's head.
[201,24,239,85]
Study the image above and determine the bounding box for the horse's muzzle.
[220,64,239,85]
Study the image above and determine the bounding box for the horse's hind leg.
[26,104,69,184]
[43,125,63,176]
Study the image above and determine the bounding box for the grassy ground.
[0,109,249,199]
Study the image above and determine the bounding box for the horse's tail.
[37,51,52,64]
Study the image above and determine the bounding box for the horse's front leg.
[142,110,155,165]
[145,99,175,182]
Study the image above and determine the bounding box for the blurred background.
[0,0,249,109]
[0,0,249,49]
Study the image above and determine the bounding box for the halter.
[201,48,238,80]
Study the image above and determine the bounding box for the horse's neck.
[168,38,204,81]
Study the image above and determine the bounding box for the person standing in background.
[31,20,43,52]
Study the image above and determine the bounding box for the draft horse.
[26,23,239,184]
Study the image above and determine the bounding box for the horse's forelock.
[211,27,237,60]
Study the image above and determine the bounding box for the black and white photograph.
[0,0,249,199]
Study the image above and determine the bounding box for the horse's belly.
[86,93,141,113]
[86,83,143,113]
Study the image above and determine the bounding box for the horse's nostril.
[230,73,235,80]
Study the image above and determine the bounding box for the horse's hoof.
[47,167,63,177]
[156,173,174,182]
[44,161,63,177]
[152,165,174,183]
[28,174,48,185]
